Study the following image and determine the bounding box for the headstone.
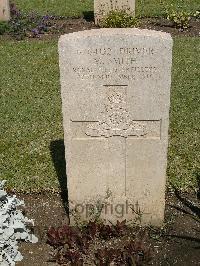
[0,0,10,21]
[59,29,173,226]
[94,0,135,25]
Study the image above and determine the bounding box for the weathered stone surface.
[94,0,135,24]
[59,29,173,226]
[0,0,10,21]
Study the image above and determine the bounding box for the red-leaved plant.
[47,220,153,265]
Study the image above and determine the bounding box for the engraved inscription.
[77,47,154,56]
[72,46,158,81]
[86,89,147,138]
[72,66,157,80]
[71,86,161,140]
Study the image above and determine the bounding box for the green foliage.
[9,12,56,40]
[100,10,139,28]
[0,22,9,35]
[3,3,65,40]
[9,14,31,40]
[193,10,200,19]
[165,5,191,29]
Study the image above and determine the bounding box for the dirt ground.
[15,191,200,266]
[58,17,200,37]
[1,17,199,41]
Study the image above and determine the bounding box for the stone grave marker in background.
[0,0,10,21]
[59,29,173,226]
[94,0,135,25]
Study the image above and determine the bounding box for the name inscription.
[71,46,159,81]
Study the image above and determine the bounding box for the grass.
[14,0,93,18]
[137,0,200,17]
[0,40,63,191]
[14,0,200,18]
[0,37,199,192]
[168,37,200,189]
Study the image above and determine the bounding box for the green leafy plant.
[193,10,200,19]
[3,3,65,40]
[165,5,191,29]
[0,22,9,35]
[100,10,139,28]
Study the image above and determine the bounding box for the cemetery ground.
[1,38,199,193]
[14,0,200,18]
[0,1,200,265]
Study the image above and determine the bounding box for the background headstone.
[0,0,10,21]
[59,29,173,226]
[94,0,135,25]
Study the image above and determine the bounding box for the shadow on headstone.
[50,140,69,214]
[83,11,94,22]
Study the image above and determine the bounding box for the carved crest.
[86,90,147,138]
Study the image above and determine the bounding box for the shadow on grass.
[167,180,200,248]
[83,11,94,22]
[196,170,200,200]
[169,177,200,219]
[173,188,200,218]
[50,139,69,215]
[166,202,200,248]
[164,234,200,250]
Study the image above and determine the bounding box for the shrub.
[9,12,52,40]
[100,10,139,28]
[2,2,65,40]
[193,10,200,19]
[165,5,191,29]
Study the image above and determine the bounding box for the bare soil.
[41,17,200,38]
[59,18,200,37]
[139,17,200,37]
[0,17,199,42]
[15,191,200,266]
[46,17,200,37]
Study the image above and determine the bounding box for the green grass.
[0,37,199,192]
[137,0,200,17]
[14,0,200,17]
[168,37,200,189]
[14,0,93,18]
[0,39,63,191]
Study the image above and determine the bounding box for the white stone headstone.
[94,0,135,25]
[0,0,10,21]
[59,29,173,226]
